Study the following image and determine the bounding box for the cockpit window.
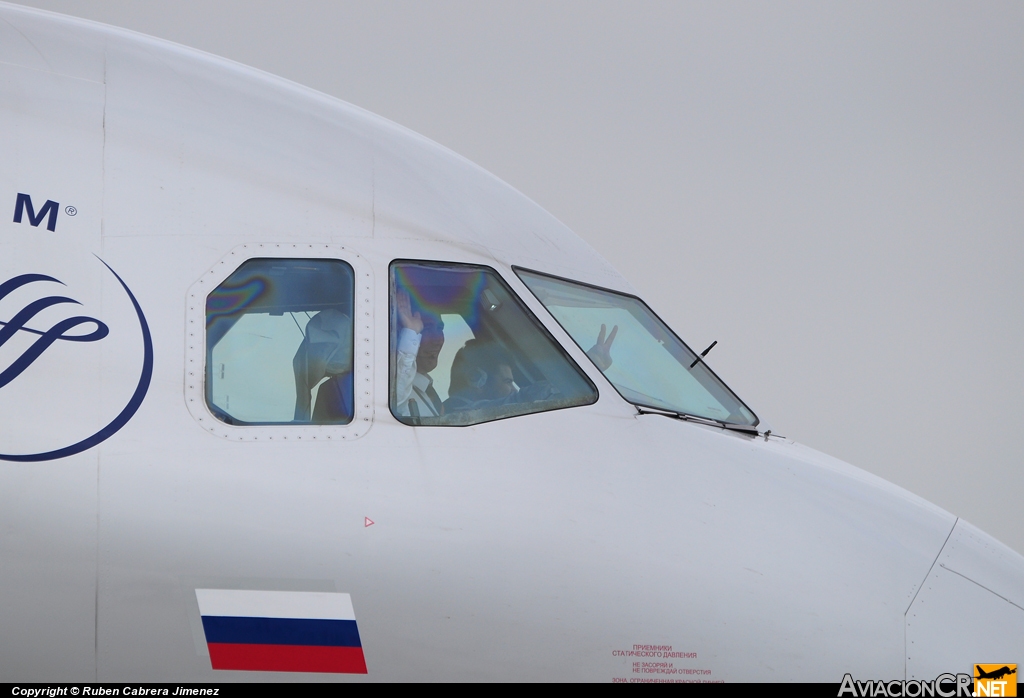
[206,258,354,425]
[389,261,597,426]
[516,268,758,428]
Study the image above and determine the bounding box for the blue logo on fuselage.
[0,258,153,462]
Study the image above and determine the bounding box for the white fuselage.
[0,3,1021,682]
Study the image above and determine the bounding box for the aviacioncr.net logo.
[839,673,974,698]
[974,665,1017,697]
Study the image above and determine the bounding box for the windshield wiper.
[635,406,761,436]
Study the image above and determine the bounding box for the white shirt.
[394,328,441,419]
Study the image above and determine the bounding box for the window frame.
[185,243,374,442]
[387,258,599,428]
[513,265,760,429]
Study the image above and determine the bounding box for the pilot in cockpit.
[443,339,555,414]
[293,308,354,424]
[388,261,617,427]
[394,290,446,420]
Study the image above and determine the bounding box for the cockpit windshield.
[516,269,758,428]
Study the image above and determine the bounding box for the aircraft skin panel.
[0,1,626,292]
[88,403,955,681]
[0,5,107,84]
[0,457,98,680]
[367,135,624,290]
[0,54,107,679]
[0,1,1021,682]
[934,520,1024,617]
[907,563,1024,680]
[904,520,1024,680]
[99,41,376,247]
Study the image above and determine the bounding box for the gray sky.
[14,1,1024,553]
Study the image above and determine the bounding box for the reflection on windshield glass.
[389,261,598,426]
[516,269,757,427]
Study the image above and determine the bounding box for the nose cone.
[907,520,1024,679]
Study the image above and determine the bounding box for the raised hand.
[396,289,423,334]
[587,323,618,371]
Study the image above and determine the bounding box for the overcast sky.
[13,1,1024,553]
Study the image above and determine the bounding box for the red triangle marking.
[364,517,374,527]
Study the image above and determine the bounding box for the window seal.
[387,258,599,428]
[185,243,374,443]
[512,265,759,429]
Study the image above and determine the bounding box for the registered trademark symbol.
[65,206,77,216]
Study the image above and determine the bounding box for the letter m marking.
[13,193,59,232]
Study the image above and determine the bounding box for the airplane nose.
[906,520,1024,679]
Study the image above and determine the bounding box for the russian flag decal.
[195,589,367,674]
